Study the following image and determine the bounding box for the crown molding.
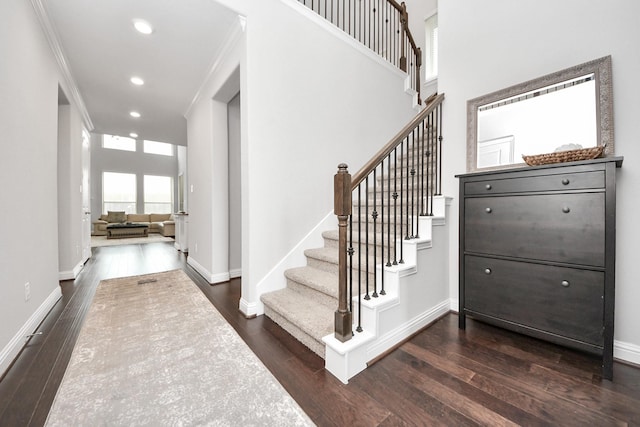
[184,15,246,118]
[30,0,94,131]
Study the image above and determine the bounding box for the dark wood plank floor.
[2,242,640,426]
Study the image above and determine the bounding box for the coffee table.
[106,223,149,239]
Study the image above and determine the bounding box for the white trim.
[184,15,246,118]
[239,298,259,318]
[252,211,336,316]
[615,340,640,366]
[58,260,85,281]
[229,268,242,279]
[0,286,62,377]
[449,298,459,312]
[29,0,93,130]
[366,299,450,360]
[187,256,232,284]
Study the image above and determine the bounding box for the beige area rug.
[91,234,175,247]
[45,270,314,426]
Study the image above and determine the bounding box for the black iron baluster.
[410,128,416,238]
[420,118,426,216]
[386,153,392,268]
[348,214,354,314]
[364,177,370,300]
[414,127,420,238]
[372,169,378,298]
[437,104,443,196]
[393,147,398,265]
[426,112,431,216]
[429,110,434,216]
[399,139,405,263]
[404,135,410,240]
[357,185,363,332]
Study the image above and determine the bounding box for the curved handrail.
[351,93,444,188]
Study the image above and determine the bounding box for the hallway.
[2,242,640,426]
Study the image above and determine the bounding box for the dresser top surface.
[456,156,623,179]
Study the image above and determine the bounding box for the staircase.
[259,1,448,383]
[261,118,450,378]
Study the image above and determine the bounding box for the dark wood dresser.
[457,157,623,379]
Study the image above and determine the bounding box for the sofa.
[92,211,175,237]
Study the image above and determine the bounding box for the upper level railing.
[333,93,444,342]
[298,0,422,104]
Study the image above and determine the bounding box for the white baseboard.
[229,268,242,279]
[239,298,259,318]
[0,285,62,377]
[367,299,451,361]
[615,340,640,366]
[58,260,85,281]
[187,257,231,284]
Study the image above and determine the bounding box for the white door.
[81,130,91,262]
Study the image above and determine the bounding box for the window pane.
[103,134,136,151]
[144,175,172,213]
[144,140,173,156]
[424,14,438,79]
[103,172,136,214]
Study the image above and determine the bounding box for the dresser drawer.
[464,192,605,266]
[464,170,604,195]
[464,256,604,346]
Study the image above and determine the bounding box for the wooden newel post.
[399,3,408,72]
[334,163,353,342]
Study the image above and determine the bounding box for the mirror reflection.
[466,56,613,172]
[477,75,596,169]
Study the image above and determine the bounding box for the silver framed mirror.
[467,56,613,172]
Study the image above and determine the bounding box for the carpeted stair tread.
[261,288,334,353]
[304,247,338,265]
[285,266,339,300]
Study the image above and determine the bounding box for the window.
[425,13,438,80]
[144,140,173,156]
[144,175,173,213]
[103,134,136,151]
[103,172,136,213]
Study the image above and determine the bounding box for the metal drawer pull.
[562,178,570,185]
[562,206,571,213]
[561,280,570,287]
[485,184,492,190]
[484,268,492,275]
[485,207,492,213]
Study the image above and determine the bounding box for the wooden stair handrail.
[351,93,444,189]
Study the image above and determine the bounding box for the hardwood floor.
[1,242,640,426]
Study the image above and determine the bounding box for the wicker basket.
[522,145,605,166]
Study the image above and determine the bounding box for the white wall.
[0,0,72,374]
[90,135,179,221]
[185,22,242,284]
[186,0,418,308]
[240,0,418,309]
[439,0,640,363]
[57,102,85,279]
[228,92,242,277]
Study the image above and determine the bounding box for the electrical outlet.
[24,282,31,301]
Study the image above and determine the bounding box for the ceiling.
[43,0,240,146]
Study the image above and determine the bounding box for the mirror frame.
[466,55,614,172]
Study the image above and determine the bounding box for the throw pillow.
[106,211,126,223]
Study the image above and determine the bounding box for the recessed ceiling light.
[130,76,144,86]
[133,19,153,35]
[130,133,139,138]
[130,111,141,118]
